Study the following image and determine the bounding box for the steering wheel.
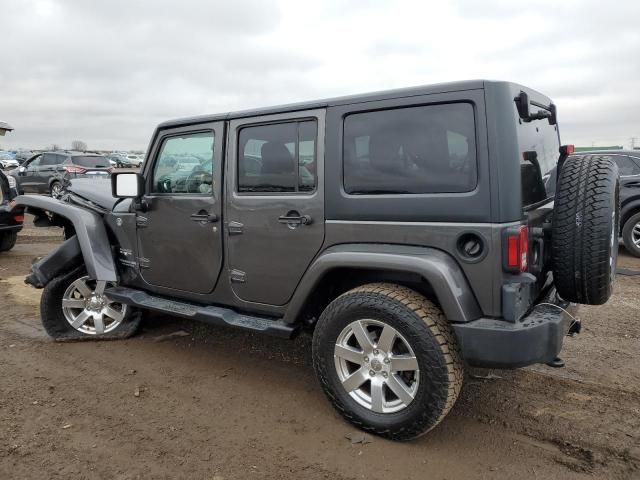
[185,171,213,194]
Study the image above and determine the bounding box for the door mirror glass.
[112,172,143,198]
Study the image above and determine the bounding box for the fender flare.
[15,195,117,282]
[283,244,482,324]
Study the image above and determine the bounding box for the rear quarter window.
[343,102,477,194]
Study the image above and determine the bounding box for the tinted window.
[40,153,59,166]
[612,155,640,176]
[152,132,214,194]
[72,156,110,168]
[518,115,560,207]
[238,120,317,193]
[343,103,476,194]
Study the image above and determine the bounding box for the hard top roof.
[158,79,494,130]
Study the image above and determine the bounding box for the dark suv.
[568,150,640,257]
[17,80,620,440]
[9,151,111,196]
[0,170,23,251]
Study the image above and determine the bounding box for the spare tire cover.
[552,155,620,305]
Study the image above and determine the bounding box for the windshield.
[72,156,110,168]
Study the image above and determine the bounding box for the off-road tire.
[552,155,620,304]
[0,230,18,251]
[41,266,142,341]
[622,211,640,258]
[312,283,463,440]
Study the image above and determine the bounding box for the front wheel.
[312,283,463,440]
[40,267,142,341]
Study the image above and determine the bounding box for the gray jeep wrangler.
[17,80,620,440]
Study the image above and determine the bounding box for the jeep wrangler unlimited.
[16,80,619,440]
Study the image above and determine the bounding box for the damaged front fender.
[15,195,117,285]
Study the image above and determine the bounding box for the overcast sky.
[1,0,639,151]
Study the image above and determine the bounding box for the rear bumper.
[452,295,577,368]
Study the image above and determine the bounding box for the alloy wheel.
[61,276,127,335]
[334,319,420,414]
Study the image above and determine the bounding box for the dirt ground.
[1,221,639,480]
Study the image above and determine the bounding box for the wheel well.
[296,267,441,330]
[621,206,640,232]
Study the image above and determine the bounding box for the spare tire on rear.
[552,155,619,305]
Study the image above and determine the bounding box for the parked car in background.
[0,153,19,169]
[569,150,640,257]
[15,150,36,165]
[8,151,112,196]
[126,154,144,167]
[0,169,22,251]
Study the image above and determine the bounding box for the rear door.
[226,110,325,306]
[136,123,224,294]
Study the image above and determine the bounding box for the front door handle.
[278,213,312,226]
[191,211,218,223]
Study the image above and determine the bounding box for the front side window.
[343,103,477,194]
[151,132,214,194]
[238,120,317,193]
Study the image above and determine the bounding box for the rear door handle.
[191,212,218,223]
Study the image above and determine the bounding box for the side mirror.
[19,166,26,173]
[111,172,144,198]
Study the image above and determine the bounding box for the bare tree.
[50,143,61,151]
[71,140,87,151]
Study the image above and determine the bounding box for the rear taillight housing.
[65,165,87,174]
[503,225,529,273]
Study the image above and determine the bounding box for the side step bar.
[106,287,298,339]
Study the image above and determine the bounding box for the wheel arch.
[283,244,482,326]
[15,195,117,284]
[621,198,640,231]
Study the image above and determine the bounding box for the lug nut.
[382,372,388,378]
[364,356,369,363]
[384,358,390,364]
[369,370,375,377]
[373,349,379,355]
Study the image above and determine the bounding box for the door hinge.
[136,215,148,228]
[138,257,150,269]
[230,269,246,283]
[228,221,244,235]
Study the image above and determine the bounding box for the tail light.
[65,165,87,174]
[13,214,24,223]
[503,225,529,273]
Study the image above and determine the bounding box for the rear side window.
[238,120,317,193]
[72,156,110,168]
[41,153,58,166]
[343,103,477,194]
[612,155,640,176]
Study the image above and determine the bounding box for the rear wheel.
[41,267,142,341]
[0,230,18,252]
[552,155,620,305]
[622,212,640,258]
[312,283,463,440]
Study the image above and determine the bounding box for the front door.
[136,123,224,294]
[19,154,42,193]
[226,110,325,306]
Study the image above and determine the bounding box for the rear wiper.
[349,189,412,194]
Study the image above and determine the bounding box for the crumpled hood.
[67,177,118,210]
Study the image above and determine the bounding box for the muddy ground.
[1,221,639,480]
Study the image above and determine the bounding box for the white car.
[0,154,19,169]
